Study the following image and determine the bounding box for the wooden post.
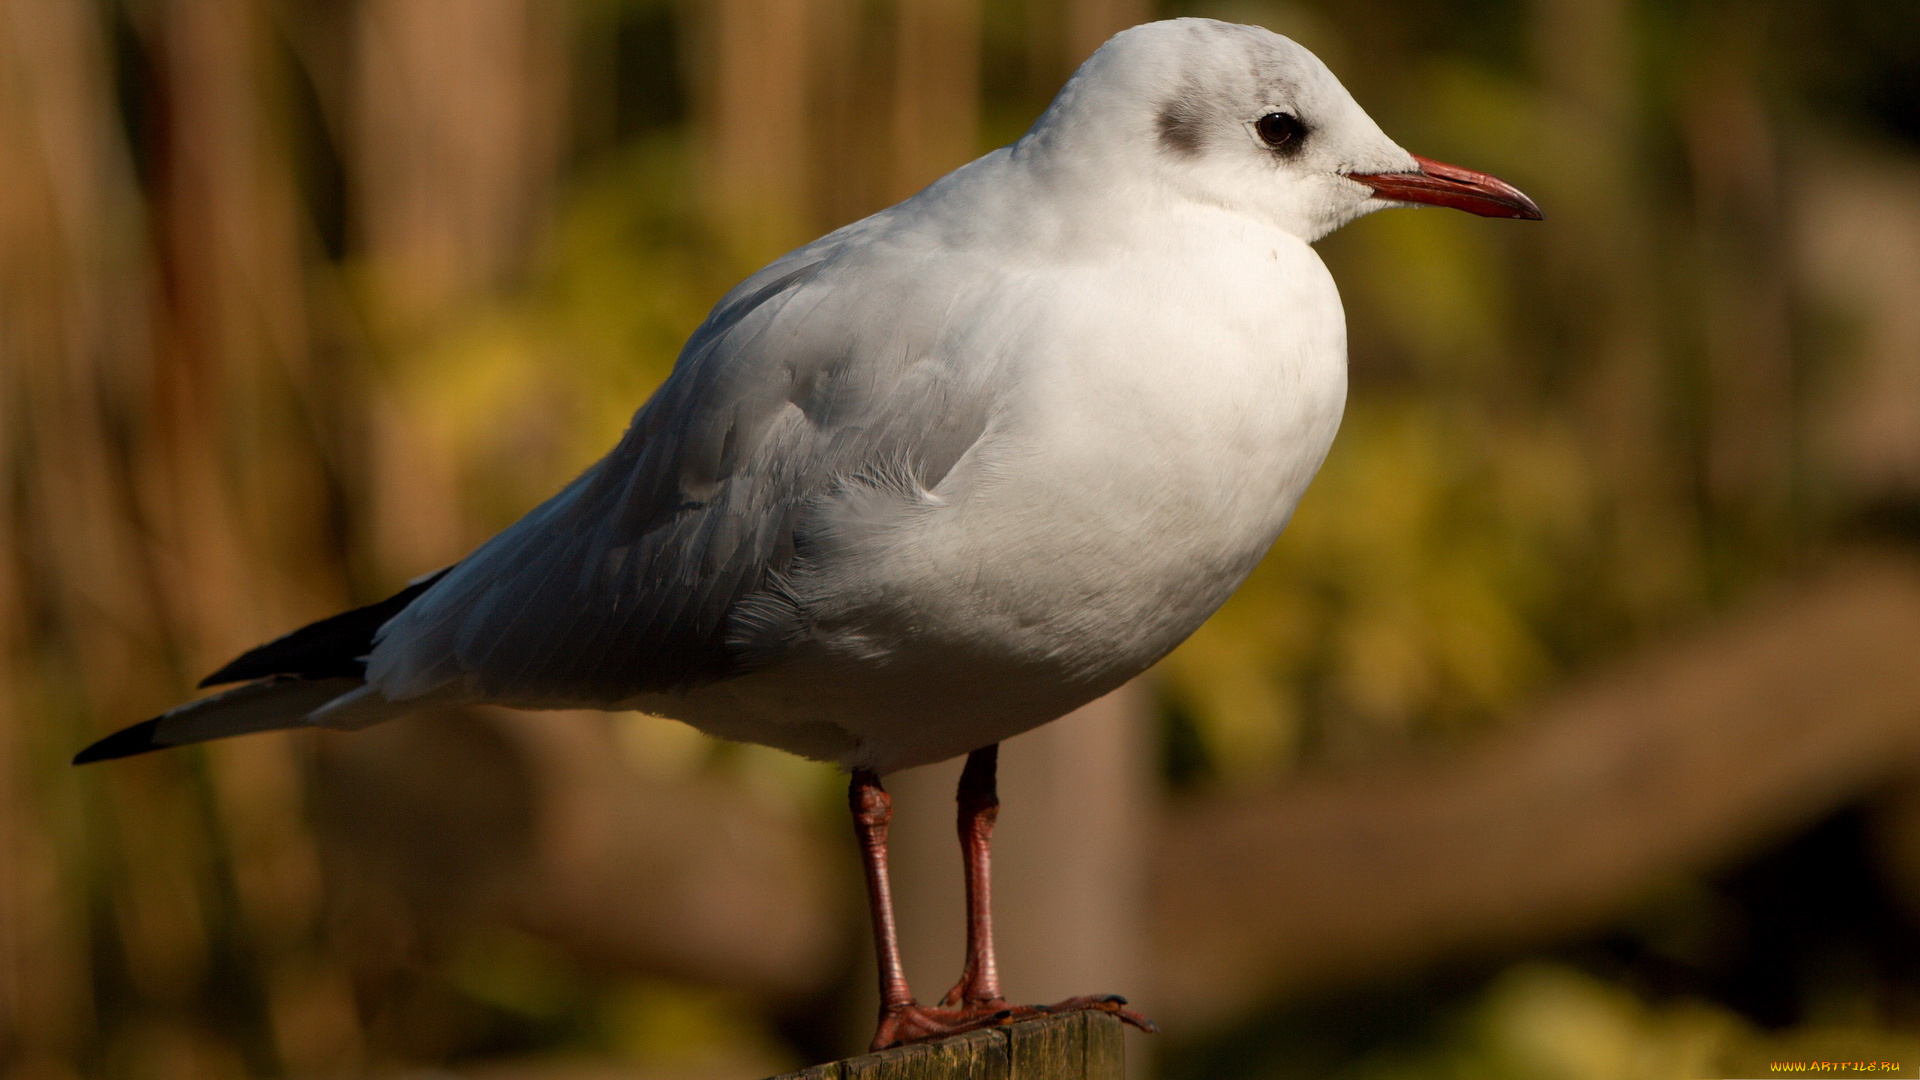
[769,1012,1125,1080]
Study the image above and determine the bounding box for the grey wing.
[365,237,1001,707]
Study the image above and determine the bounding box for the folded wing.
[366,223,1005,709]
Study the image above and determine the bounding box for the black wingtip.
[197,568,452,689]
[72,718,166,765]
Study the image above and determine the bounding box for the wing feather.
[366,230,1001,708]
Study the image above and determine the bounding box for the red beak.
[1347,154,1543,220]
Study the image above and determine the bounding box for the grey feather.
[73,677,365,762]
[367,221,1004,707]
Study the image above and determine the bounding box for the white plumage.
[79,18,1539,778]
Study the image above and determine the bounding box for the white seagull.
[77,19,1539,1050]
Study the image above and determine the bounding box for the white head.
[1018,19,1540,242]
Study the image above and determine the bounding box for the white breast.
[650,209,1348,772]
[940,210,1348,679]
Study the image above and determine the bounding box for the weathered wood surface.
[769,1012,1124,1080]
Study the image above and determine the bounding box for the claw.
[1039,994,1158,1035]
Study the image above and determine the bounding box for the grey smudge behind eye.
[1157,98,1206,156]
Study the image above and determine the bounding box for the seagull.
[75,18,1539,1051]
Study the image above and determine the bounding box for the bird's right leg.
[850,769,916,1029]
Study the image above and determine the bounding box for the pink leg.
[942,745,1005,1007]
[850,769,914,1017]
[850,755,1155,1052]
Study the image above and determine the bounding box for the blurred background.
[5,0,1920,1076]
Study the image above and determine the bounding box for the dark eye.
[1255,112,1304,149]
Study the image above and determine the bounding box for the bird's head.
[1023,18,1541,242]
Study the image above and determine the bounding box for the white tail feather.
[154,677,369,748]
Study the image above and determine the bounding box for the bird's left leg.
[940,744,1006,1009]
[849,769,915,1030]
[936,744,1157,1035]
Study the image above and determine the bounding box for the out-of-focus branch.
[312,709,840,1001]
[502,710,840,996]
[1153,550,1920,1030]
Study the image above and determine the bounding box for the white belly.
[642,224,1348,772]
